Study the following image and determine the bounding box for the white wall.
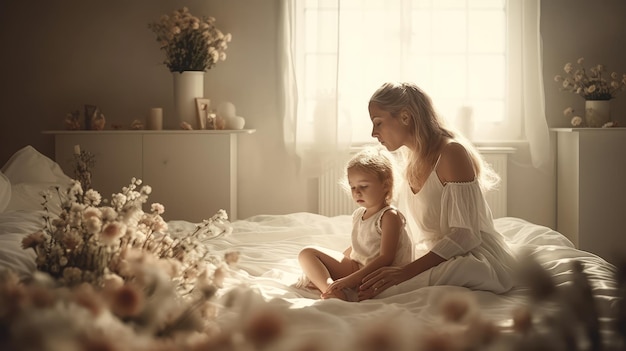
[0,0,624,229]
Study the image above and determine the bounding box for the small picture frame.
[195,98,211,130]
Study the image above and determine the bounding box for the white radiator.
[318,159,358,217]
[318,147,513,218]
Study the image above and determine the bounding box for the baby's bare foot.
[321,289,348,301]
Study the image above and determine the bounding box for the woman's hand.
[358,266,406,300]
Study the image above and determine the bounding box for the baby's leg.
[298,246,356,296]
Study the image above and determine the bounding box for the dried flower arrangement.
[22,177,233,295]
[148,7,232,73]
[72,144,94,191]
[0,145,243,350]
[555,58,626,127]
[554,58,626,101]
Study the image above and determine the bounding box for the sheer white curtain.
[280,0,351,176]
[522,0,551,170]
[280,0,550,172]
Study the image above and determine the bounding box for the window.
[294,0,523,144]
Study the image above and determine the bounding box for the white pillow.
[0,172,10,213]
[1,145,72,185]
[2,146,72,213]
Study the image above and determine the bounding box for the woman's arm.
[358,251,445,299]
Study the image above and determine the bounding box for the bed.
[0,146,622,351]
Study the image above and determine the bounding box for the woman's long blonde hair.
[369,82,499,191]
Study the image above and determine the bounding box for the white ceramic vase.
[584,100,610,128]
[173,71,205,129]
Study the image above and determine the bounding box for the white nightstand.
[551,127,626,263]
[43,129,255,222]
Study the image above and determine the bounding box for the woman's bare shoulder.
[437,142,475,183]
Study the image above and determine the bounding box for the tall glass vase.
[584,100,610,128]
[173,71,205,129]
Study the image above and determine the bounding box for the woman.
[358,82,517,300]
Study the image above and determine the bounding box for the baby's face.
[348,168,387,210]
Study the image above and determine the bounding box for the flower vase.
[584,100,610,128]
[173,71,205,129]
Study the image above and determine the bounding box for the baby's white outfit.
[379,158,517,297]
[349,205,413,267]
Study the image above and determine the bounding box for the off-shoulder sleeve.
[430,180,486,260]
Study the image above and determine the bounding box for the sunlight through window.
[295,0,522,143]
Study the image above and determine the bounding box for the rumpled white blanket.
[166,213,618,350]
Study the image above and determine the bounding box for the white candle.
[149,108,163,130]
[74,145,81,155]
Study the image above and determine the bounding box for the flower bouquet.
[22,178,234,294]
[3,174,240,350]
[554,58,626,127]
[148,7,232,72]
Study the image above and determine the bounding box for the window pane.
[432,10,467,53]
[469,0,505,9]
[473,100,505,123]
[468,55,505,99]
[468,10,505,53]
[430,55,467,99]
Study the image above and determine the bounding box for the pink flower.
[100,222,126,245]
[108,283,144,318]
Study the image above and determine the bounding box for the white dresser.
[43,130,255,222]
[552,128,626,264]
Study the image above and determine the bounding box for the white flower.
[84,216,103,234]
[151,203,165,215]
[587,84,597,93]
[564,62,573,74]
[563,107,574,116]
[83,206,102,220]
[571,116,583,127]
[100,206,117,221]
[142,185,152,195]
[84,189,101,205]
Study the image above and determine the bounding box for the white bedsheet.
[164,213,618,350]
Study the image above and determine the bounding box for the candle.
[74,145,81,155]
[148,108,163,130]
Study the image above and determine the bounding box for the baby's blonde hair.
[341,147,396,204]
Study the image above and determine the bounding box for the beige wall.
[1,0,624,228]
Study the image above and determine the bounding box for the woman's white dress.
[379,166,517,297]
